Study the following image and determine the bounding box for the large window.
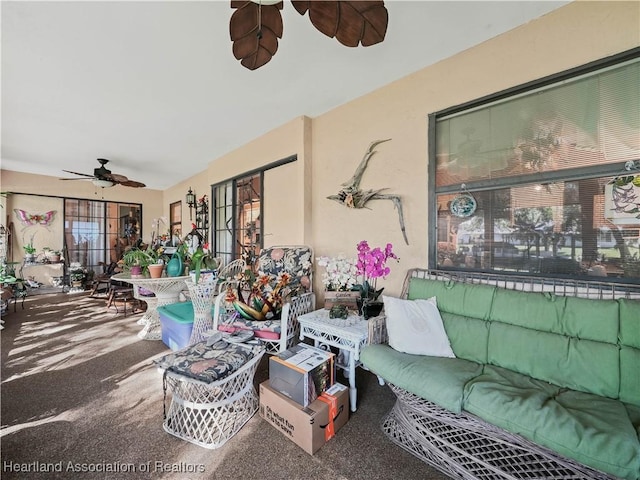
[431,50,640,281]
[64,199,141,275]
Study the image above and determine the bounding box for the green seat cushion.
[361,344,482,413]
[464,365,640,480]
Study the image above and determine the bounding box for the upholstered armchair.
[212,245,316,354]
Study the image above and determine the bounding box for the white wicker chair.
[212,246,316,354]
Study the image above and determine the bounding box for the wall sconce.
[186,187,196,220]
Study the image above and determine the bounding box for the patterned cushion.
[258,245,313,292]
[217,316,282,340]
[153,339,255,383]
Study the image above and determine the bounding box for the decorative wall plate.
[450,194,477,218]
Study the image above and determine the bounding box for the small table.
[112,273,189,340]
[298,309,385,412]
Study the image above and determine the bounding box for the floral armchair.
[212,245,316,354]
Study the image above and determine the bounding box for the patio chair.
[89,261,120,298]
[212,245,316,354]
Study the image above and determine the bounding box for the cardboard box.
[269,344,335,406]
[259,381,349,455]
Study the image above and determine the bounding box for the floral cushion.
[258,245,313,292]
[153,339,255,383]
[217,317,282,340]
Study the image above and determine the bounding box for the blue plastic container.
[158,302,194,351]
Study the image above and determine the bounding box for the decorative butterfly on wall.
[230,0,388,70]
[14,209,56,228]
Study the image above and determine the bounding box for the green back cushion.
[407,278,495,320]
[440,312,489,364]
[488,288,621,399]
[563,296,619,343]
[619,299,640,406]
[490,289,565,333]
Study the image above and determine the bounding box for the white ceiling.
[1,1,568,190]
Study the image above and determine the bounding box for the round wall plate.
[450,194,477,218]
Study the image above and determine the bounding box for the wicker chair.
[212,246,316,354]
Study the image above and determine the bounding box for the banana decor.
[230,0,388,70]
[228,271,294,321]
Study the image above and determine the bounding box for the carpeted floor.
[1,293,450,480]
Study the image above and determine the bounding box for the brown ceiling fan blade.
[62,170,94,178]
[60,177,92,181]
[230,1,283,70]
[104,173,146,188]
[118,180,146,188]
[105,173,129,183]
[292,1,387,47]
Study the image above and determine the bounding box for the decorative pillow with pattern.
[258,246,313,292]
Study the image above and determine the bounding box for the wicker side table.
[298,309,386,412]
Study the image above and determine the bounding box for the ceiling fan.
[60,159,146,188]
[230,0,388,70]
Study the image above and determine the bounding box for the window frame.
[211,155,297,265]
[428,47,640,279]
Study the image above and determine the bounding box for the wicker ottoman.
[155,339,265,449]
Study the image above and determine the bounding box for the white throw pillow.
[383,295,456,358]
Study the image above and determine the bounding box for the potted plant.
[187,244,219,284]
[317,254,360,310]
[353,240,399,319]
[120,247,155,277]
[69,266,86,288]
[23,243,37,263]
[43,247,61,263]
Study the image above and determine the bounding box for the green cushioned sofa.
[361,269,640,480]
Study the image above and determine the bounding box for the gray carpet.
[1,293,450,480]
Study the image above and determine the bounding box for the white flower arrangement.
[317,254,358,292]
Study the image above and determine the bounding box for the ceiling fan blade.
[118,180,146,188]
[59,177,92,181]
[230,1,283,70]
[292,0,387,47]
[105,173,129,183]
[62,170,94,178]
[105,172,146,188]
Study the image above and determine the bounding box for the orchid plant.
[317,254,358,292]
[355,240,399,304]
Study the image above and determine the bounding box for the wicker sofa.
[361,269,640,480]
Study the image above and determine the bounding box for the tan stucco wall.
[1,1,638,297]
